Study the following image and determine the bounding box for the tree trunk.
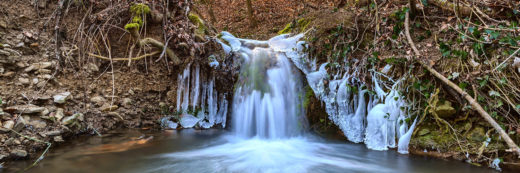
[246,0,257,27]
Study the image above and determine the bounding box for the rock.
[32,78,39,84]
[53,136,64,142]
[121,98,132,107]
[18,77,30,85]
[5,104,45,114]
[62,113,83,125]
[28,119,46,129]
[0,49,10,56]
[2,120,14,129]
[13,118,26,132]
[101,104,118,112]
[0,20,7,29]
[53,92,71,104]
[418,128,430,136]
[435,101,456,118]
[37,0,47,8]
[53,108,65,121]
[39,108,50,117]
[2,71,14,77]
[467,126,486,142]
[514,57,520,73]
[85,63,99,72]
[15,42,24,48]
[16,62,26,68]
[41,130,62,136]
[25,62,53,72]
[11,149,28,158]
[90,96,105,106]
[160,117,178,129]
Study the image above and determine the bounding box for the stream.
[7,129,494,173]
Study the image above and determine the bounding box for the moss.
[130,3,151,15]
[302,86,314,109]
[188,13,208,36]
[278,18,312,35]
[124,23,140,31]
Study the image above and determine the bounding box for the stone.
[28,119,47,129]
[53,92,71,104]
[101,104,118,112]
[0,20,7,29]
[90,96,105,106]
[10,149,27,158]
[85,63,99,72]
[41,130,62,136]
[467,126,486,142]
[435,101,456,118]
[53,108,65,121]
[418,128,430,136]
[53,136,64,142]
[32,78,39,84]
[25,62,53,72]
[179,114,201,128]
[5,104,45,114]
[2,120,14,129]
[0,49,10,56]
[2,71,14,77]
[39,108,50,117]
[62,113,83,125]
[18,77,30,85]
[121,98,132,107]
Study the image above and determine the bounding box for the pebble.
[2,120,14,129]
[53,136,64,142]
[18,77,30,85]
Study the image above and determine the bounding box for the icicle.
[397,118,417,154]
[346,88,367,143]
[191,64,200,109]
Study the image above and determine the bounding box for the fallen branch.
[404,8,520,157]
[88,51,161,61]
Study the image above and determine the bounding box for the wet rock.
[2,120,14,129]
[53,136,64,142]
[101,104,118,112]
[62,113,83,125]
[53,92,71,104]
[90,96,105,106]
[18,77,30,85]
[5,104,45,114]
[435,101,456,118]
[10,149,27,158]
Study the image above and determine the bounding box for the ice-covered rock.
[180,114,200,128]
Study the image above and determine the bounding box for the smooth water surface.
[7,129,496,173]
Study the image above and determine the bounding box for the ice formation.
[175,63,229,128]
[217,31,417,153]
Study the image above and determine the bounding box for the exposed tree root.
[88,51,161,61]
[404,7,520,157]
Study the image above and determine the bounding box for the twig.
[405,8,520,157]
[493,47,520,72]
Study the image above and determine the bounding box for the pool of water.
[6,129,496,173]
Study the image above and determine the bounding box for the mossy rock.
[418,128,431,136]
[130,3,151,15]
[188,13,208,37]
[435,100,456,118]
[466,126,486,142]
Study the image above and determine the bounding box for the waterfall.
[216,32,416,153]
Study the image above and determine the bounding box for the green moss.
[188,13,208,36]
[124,23,140,31]
[278,18,312,35]
[130,3,151,15]
[302,86,314,109]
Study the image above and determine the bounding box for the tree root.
[404,7,520,157]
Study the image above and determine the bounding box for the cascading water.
[151,32,418,173]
